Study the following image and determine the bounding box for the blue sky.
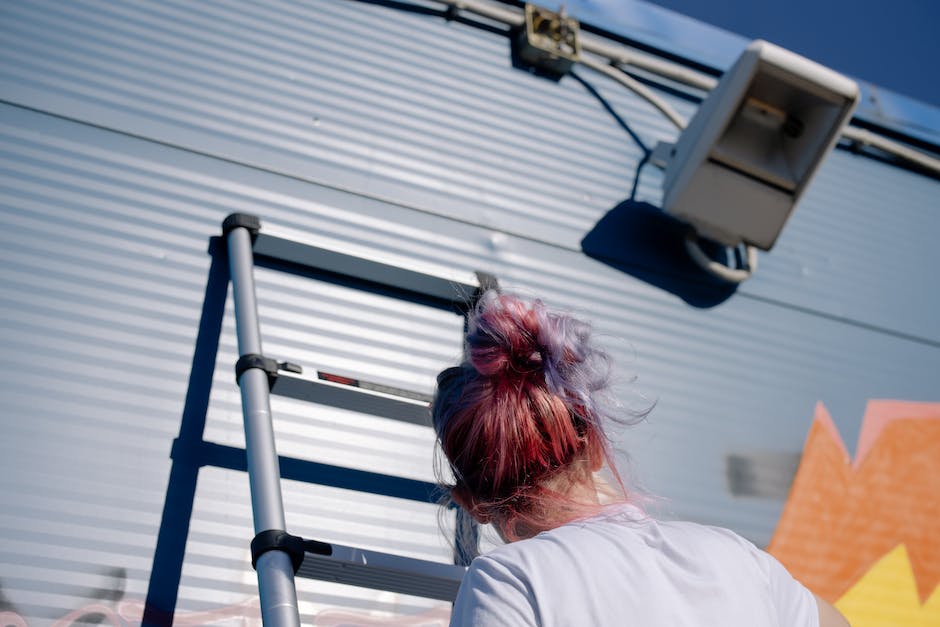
[565,0,940,109]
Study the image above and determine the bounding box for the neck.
[499,466,604,541]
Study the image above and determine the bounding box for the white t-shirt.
[450,505,818,626]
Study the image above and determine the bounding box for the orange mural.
[768,400,940,624]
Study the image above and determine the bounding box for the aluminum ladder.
[223,213,493,626]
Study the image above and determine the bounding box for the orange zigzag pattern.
[768,400,940,603]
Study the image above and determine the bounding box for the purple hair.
[433,291,632,540]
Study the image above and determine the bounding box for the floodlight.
[662,40,859,255]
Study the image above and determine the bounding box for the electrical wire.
[683,233,759,284]
[576,56,687,130]
[433,0,940,283]
[841,126,940,174]
[436,0,940,177]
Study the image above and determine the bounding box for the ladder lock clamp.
[250,529,332,574]
[235,353,302,387]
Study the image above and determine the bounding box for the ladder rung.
[296,543,467,602]
[270,373,432,426]
[254,233,479,306]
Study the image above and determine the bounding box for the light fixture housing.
[662,40,859,250]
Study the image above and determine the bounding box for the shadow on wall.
[581,200,739,308]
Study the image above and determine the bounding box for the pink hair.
[433,291,634,541]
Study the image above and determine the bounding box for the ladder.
[222,214,494,626]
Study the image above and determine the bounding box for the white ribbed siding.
[1,0,939,623]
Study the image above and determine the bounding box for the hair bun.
[465,291,547,379]
[465,291,611,410]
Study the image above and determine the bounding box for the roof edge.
[508,0,940,150]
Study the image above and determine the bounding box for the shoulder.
[462,531,566,584]
[450,516,626,626]
[654,519,773,568]
[451,553,538,626]
[676,523,820,626]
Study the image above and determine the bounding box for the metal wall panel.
[3,100,939,622]
[0,0,935,346]
[0,0,680,248]
[0,105,473,622]
[1,0,938,623]
[744,147,940,345]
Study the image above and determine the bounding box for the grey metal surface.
[744,148,940,345]
[228,227,290,533]
[0,0,936,347]
[226,224,301,626]
[0,0,938,623]
[271,374,433,427]
[0,0,677,249]
[0,104,468,621]
[726,451,802,499]
[254,233,481,307]
[297,543,467,602]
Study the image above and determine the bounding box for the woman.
[432,291,848,626]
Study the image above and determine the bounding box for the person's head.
[432,291,626,541]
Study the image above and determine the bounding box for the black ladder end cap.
[222,213,261,237]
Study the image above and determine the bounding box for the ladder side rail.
[225,217,302,627]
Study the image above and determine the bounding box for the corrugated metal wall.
[1,0,938,623]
